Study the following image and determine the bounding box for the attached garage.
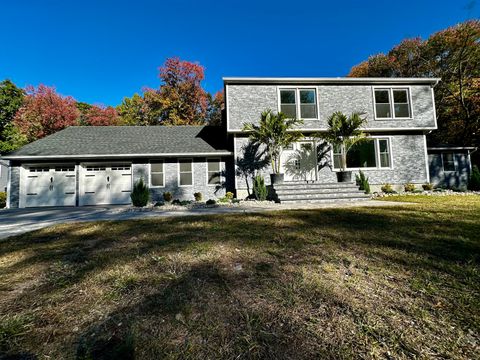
[22,165,76,207]
[80,164,132,206]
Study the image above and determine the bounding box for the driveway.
[0,200,405,239]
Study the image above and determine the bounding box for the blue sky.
[0,0,477,106]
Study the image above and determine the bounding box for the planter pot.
[336,171,352,183]
[270,173,285,185]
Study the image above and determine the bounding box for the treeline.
[0,57,223,153]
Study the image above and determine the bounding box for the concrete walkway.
[0,200,405,240]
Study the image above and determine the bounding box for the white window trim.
[372,86,414,120]
[206,158,222,186]
[178,158,194,187]
[149,161,165,188]
[441,152,458,173]
[277,86,319,120]
[331,136,394,171]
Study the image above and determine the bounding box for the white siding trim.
[423,135,430,183]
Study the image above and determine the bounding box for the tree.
[117,93,158,126]
[13,85,80,141]
[243,110,303,174]
[318,112,367,172]
[83,105,120,126]
[0,123,28,153]
[154,57,208,125]
[207,91,224,126]
[0,79,24,141]
[348,20,480,147]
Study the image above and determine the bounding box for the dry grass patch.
[0,195,479,359]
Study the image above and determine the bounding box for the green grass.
[0,195,479,359]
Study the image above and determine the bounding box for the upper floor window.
[279,88,317,119]
[374,88,411,119]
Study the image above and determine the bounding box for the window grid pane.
[442,153,456,172]
[280,104,297,118]
[180,173,193,186]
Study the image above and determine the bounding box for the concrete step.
[279,197,371,204]
[278,192,370,201]
[273,183,358,191]
[275,188,365,195]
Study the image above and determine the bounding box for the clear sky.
[0,0,477,106]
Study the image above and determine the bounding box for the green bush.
[355,170,370,194]
[206,199,216,205]
[172,199,181,205]
[469,165,480,191]
[163,192,173,202]
[154,201,164,207]
[0,192,6,208]
[194,192,203,202]
[422,183,433,191]
[404,183,415,192]
[130,179,149,207]
[225,191,234,200]
[381,183,394,194]
[253,175,267,201]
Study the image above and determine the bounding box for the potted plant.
[243,110,303,184]
[319,111,367,183]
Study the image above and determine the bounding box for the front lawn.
[0,195,479,359]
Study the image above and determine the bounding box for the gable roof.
[3,126,232,160]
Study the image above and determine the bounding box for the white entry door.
[281,141,317,181]
[80,164,132,206]
[24,165,76,207]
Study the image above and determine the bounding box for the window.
[442,153,456,172]
[207,159,221,185]
[150,162,164,187]
[111,165,131,171]
[29,166,50,172]
[179,159,193,186]
[374,88,411,119]
[86,166,106,171]
[55,166,75,172]
[279,88,317,119]
[333,138,391,169]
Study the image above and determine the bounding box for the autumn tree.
[82,105,120,126]
[13,85,80,141]
[206,90,224,126]
[0,80,24,141]
[154,57,208,125]
[348,20,480,147]
[117,93,158,126]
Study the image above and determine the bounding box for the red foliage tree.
[13,85,79,141]
[154,57,208,125]
[83,105,120,126]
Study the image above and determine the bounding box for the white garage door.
[81,164,132,206]
[24,165,76,207]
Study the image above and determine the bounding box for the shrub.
[225,191,234,200]
[469,165,480,191]
[194,192,203,202]
[172,199,181,205]
[422,183,433,191]
[206,199,216,205]
[130,179,149,207]
[0,192,6,208]
[253,175,267,201]
[355,170,370,194]
[154,201,164,207]
[381,183,394,193]
[163,192,173,202]
[404,183,415,192]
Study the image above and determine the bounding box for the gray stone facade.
[234,134,429,196]
[8,166,20,208]
[226,84,436,131]
[428,152,471,190]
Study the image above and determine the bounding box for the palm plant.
[243,110,303,178]
[319,111,367,181]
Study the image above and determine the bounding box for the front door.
[281,141,317,181]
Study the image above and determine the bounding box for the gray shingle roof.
[4,126,232,159]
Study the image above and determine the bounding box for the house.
[427,144,477,190]
[2,77,440,208]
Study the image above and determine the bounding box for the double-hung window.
[179,159,193,186]
[442,153,456,172]
[207,159,221,185]
[333,138,392,169]
[150,161,164,187]
[279,88,317,119]
[374,88,411,119]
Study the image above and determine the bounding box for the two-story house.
[2,77,439,208]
